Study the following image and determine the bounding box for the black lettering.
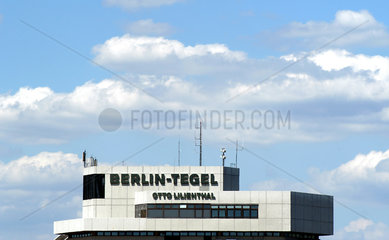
[142,174,149,185]
[149,174,154,185]
[211,193,216,200]
[191,193,197,200]
[171,174,179,185]
[190,174,200,185]
[201,174,209,185]
[167,193,172,200]
[110,174,120,185]
[211,174,218,186]
[181,174,189,185]
[155,174,166,186]
[131,174,140,185]
[121,174,129,185]
[152,192,158,200]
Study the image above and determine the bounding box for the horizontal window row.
[68,231,319,239]
[135,204,258,218]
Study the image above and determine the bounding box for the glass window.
[211,205,218,209]
[180,209,195,218]
[112,232,118,236]
[243,205,250,209]
[243,210,250,217]
[227,210,234,218]
[195,204,203,209]
[189,232,196,236]
[251,210,258,218]
[148,209,163,218]
[219,209,226,217]
[219,205,226,209]
[83,174,105,200]
[164,209,179,218]
[203,209,211,218]
[156,204,163,209]
[133,232,140,236]
[171,204,179,209]
[251,205,258,209]
[203,204,211,209]
[180,204,187,208]
[235,205,242,209]
[235,209,241,217]
[195,210,202,218]
[227,205,234,209]
[211,210,218,217]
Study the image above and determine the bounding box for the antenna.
[195,121,203,166]
[178,138,181,166]
[235,140,243,168]
[221,148,226,167]
[82,150,86,168]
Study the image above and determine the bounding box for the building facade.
[54,164,333,240]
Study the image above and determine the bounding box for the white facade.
[54,165,333,239]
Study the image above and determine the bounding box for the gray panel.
[291,191,334,235]
[222,167,240,191]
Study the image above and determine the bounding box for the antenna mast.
[195,121,203,166]
[235,140,243,168]
[178,138,181,166]
[199,121,202,166]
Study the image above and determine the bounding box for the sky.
[1,0,389,239]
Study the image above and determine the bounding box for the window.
[83,174,105,200]
[135,204,258,219]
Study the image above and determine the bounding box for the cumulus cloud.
[0,151,82,188]
[0,152,83,240]
[310,149,389,205]
[93,34,246,64]
[103,0,182,10]
[0,79,154,144]
[330,218,389,240]
[262,10,389,50]
[4,48,389,144]
[126,19,174,36]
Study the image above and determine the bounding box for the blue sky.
[1,1,389,239]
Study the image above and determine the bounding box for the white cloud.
[331,218,389,240]
[344,218,373,232]
[126,19,174,36]
[0,152,83,240]
[310,149,389,204]
[93,34,246,63]
[263,10,389,50]
[0,151,82,187]
[309,49,389,81]
[103,0,182,10]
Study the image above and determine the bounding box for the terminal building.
[54,156,333,240]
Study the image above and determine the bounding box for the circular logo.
[98,108,122,132]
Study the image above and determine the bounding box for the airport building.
[54,156,333,240]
